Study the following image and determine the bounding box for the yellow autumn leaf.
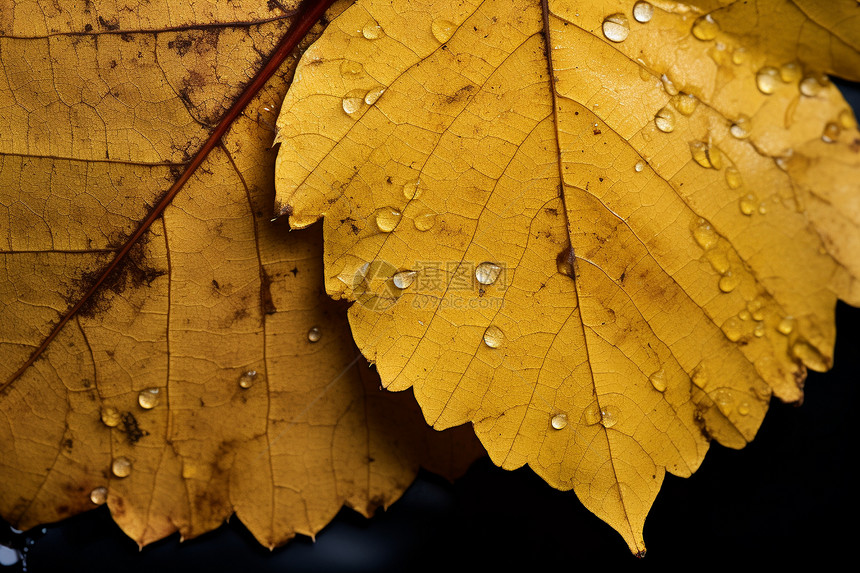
[274,0,860,553]
[0,0,482,548]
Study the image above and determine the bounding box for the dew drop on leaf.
[392,270,418,289]
[375,207,402,232]
[475,262,502,285]
[364,86,385,105]
[550,413,568,430]
[691,14,719,41]
[602,14,630,43]
[660,73,678,96]
[112,457,132,478]
[692,219,718,250]
[672,93,698,116]
[342,90,365,115]
[777,316,795,335]
[739,193,758,216]
[89,487,107,505]
[431,19,456,43]
[779,61,801,83]
[101,407,120,427]
[729,115,751,139]
[583,402,602,426]
[755,67,780,94]
[600,406,617,428]
[413,211,436,231]
[238,370,257,388]
[654,106,676,132]
[822,122,840,143]
[649,368,667,392]
[307,327,322,343]
[362,21,383,40]
[339,59,364,78]
[483,325,504,348]
[799,75,824,97]
[718,271,740,293]
[632,1,653,23]
[138,388,160,409]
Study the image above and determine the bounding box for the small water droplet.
[691,14,719,41]
[112,457,132,478]
[713,389,733,414]
[307,327,322,343]
[654,106,676,132]
[672,92,698,116]
[731,47,748,65]
[375,207,402,232]
[753,322,765,337]
[413,211,436,231]
[799,75,823,97]
[649,368,667,392]
[777,316,794,335]
[138,388,160,410]
[692,368,708,389]
[239,370,257,388]
[748,299,765,321]
[550,413,568,430]
[758,203,767,215]
[475,262,502,285]
[779,62,801,83]
[821,122,840,143]
[392,270,418,289]
[707,250,730,274]
[364,86,385,105]
[602,13,630,43]
[775,149,794,172]
[729,115,752,139]
[483,325,504,348]
[584,401,602,425]
[838,109,857,130]
[719,271,740,293]
[660,74,679,96]
[755,66,780,94]
[101,407,121,427]
[689,141,722,169]
[339,59,364,78]
[634,160,645,172]
[599,406,617,428]
[737,401,750,415]
[402,179,422,200]
[738,309,751,321]
[342,89,366,115]
[692,219,718,250]
[633,1,654,23]
[722,316,743,341]
[362,21,383,40]
[90,487,108,505]
[431,19,456,43]
[722,167,743,191]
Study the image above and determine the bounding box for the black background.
[2,76,858,573]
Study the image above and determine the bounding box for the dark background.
[2,80,858,573]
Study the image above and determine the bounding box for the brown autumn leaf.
[0,0,483,548]
[274,0,860,553]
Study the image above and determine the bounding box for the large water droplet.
[101,407,120,427]
[649,368,667,392]
[691,14,719,40]
[707,250,730,275]
[402,179,422,200]
[692,219,718,250]
[112,457,132,478]
[633,1,654,23]
[550,413,568,430]
[90,486,108,505]
[475,262,502,285]
[731,47,748,65]
[431,19,456,43]
[342,89,366,115]
[364,86,385,105]
[362,21,383,40]
[779,62,801,83]
[392,270,418,289]
[138,388,160,409]
[719,271,740,293]
[339,59,364,78]
[739,193,758,216]
[725,166,743,189]
[672,93,698,116]
[584,402,602,425]
[375,207,402,232]
[660,74,679,96]
[729,115,751,139]
[602,14,630,43]
[737,401,751,416]
[483,325,504,348]
[821,122,840,143]
[799,75,823,97]
[755,67,780,94]
[722,316,743,341]
[654,107,676,132]
[307,327,322,343]
[689,141,722,169]
[599,406,617,428]
[413,211,436,231]
[238,370,257,388]
[777,316,794,335]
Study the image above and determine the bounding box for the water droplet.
[307,327,322,343]
[692,368,708,389]
[101,407,121,427]
[758,202,768,215]
[707,250,730,274]
[724,166,743,190]
[748,299,765,321]
[342,89,366,115]
[111,456,132,478]
[550,413,568,430]
[339,59,364,78]
[138,388,160,410]
[777,316,794,335]
[672,92,698,116]
[737,401,750,415]
[654,106,676,132]
[838,109,857,130]
[431,19,456,43]
[634,160,645,172]
[713,389,733,414]
[413,211,436,231]
[755,66,780,94]
[779,62,801,83]
[692,219,718,250]
[775,149,794,172]
[483,325,504,348]
[729,115,751,139]
[375,207,402,232]
[799,75,823,97]
[738,309,751,321]
[364,86,385,105]
[660,74,679,96]
[90,487,108,505]
[649,368,667,392]
[718,271,740,293]
[691,14,719,41]
[722,316,743,341]
[602,13,630,43]
[392,270,417,289]
[633,1,654,23]
[731,47,748,65]
[584,401,602,425]
[402,179,422,200]
[475,262,502,285]
[362,21,383,40]
[238,370,257,388]
[821,122,840,143]
[689,141,722,169]
[753,321,765,337]
[599,406,617,428]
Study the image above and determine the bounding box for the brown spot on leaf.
[260,268,277,315]
[120,411,147,445]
